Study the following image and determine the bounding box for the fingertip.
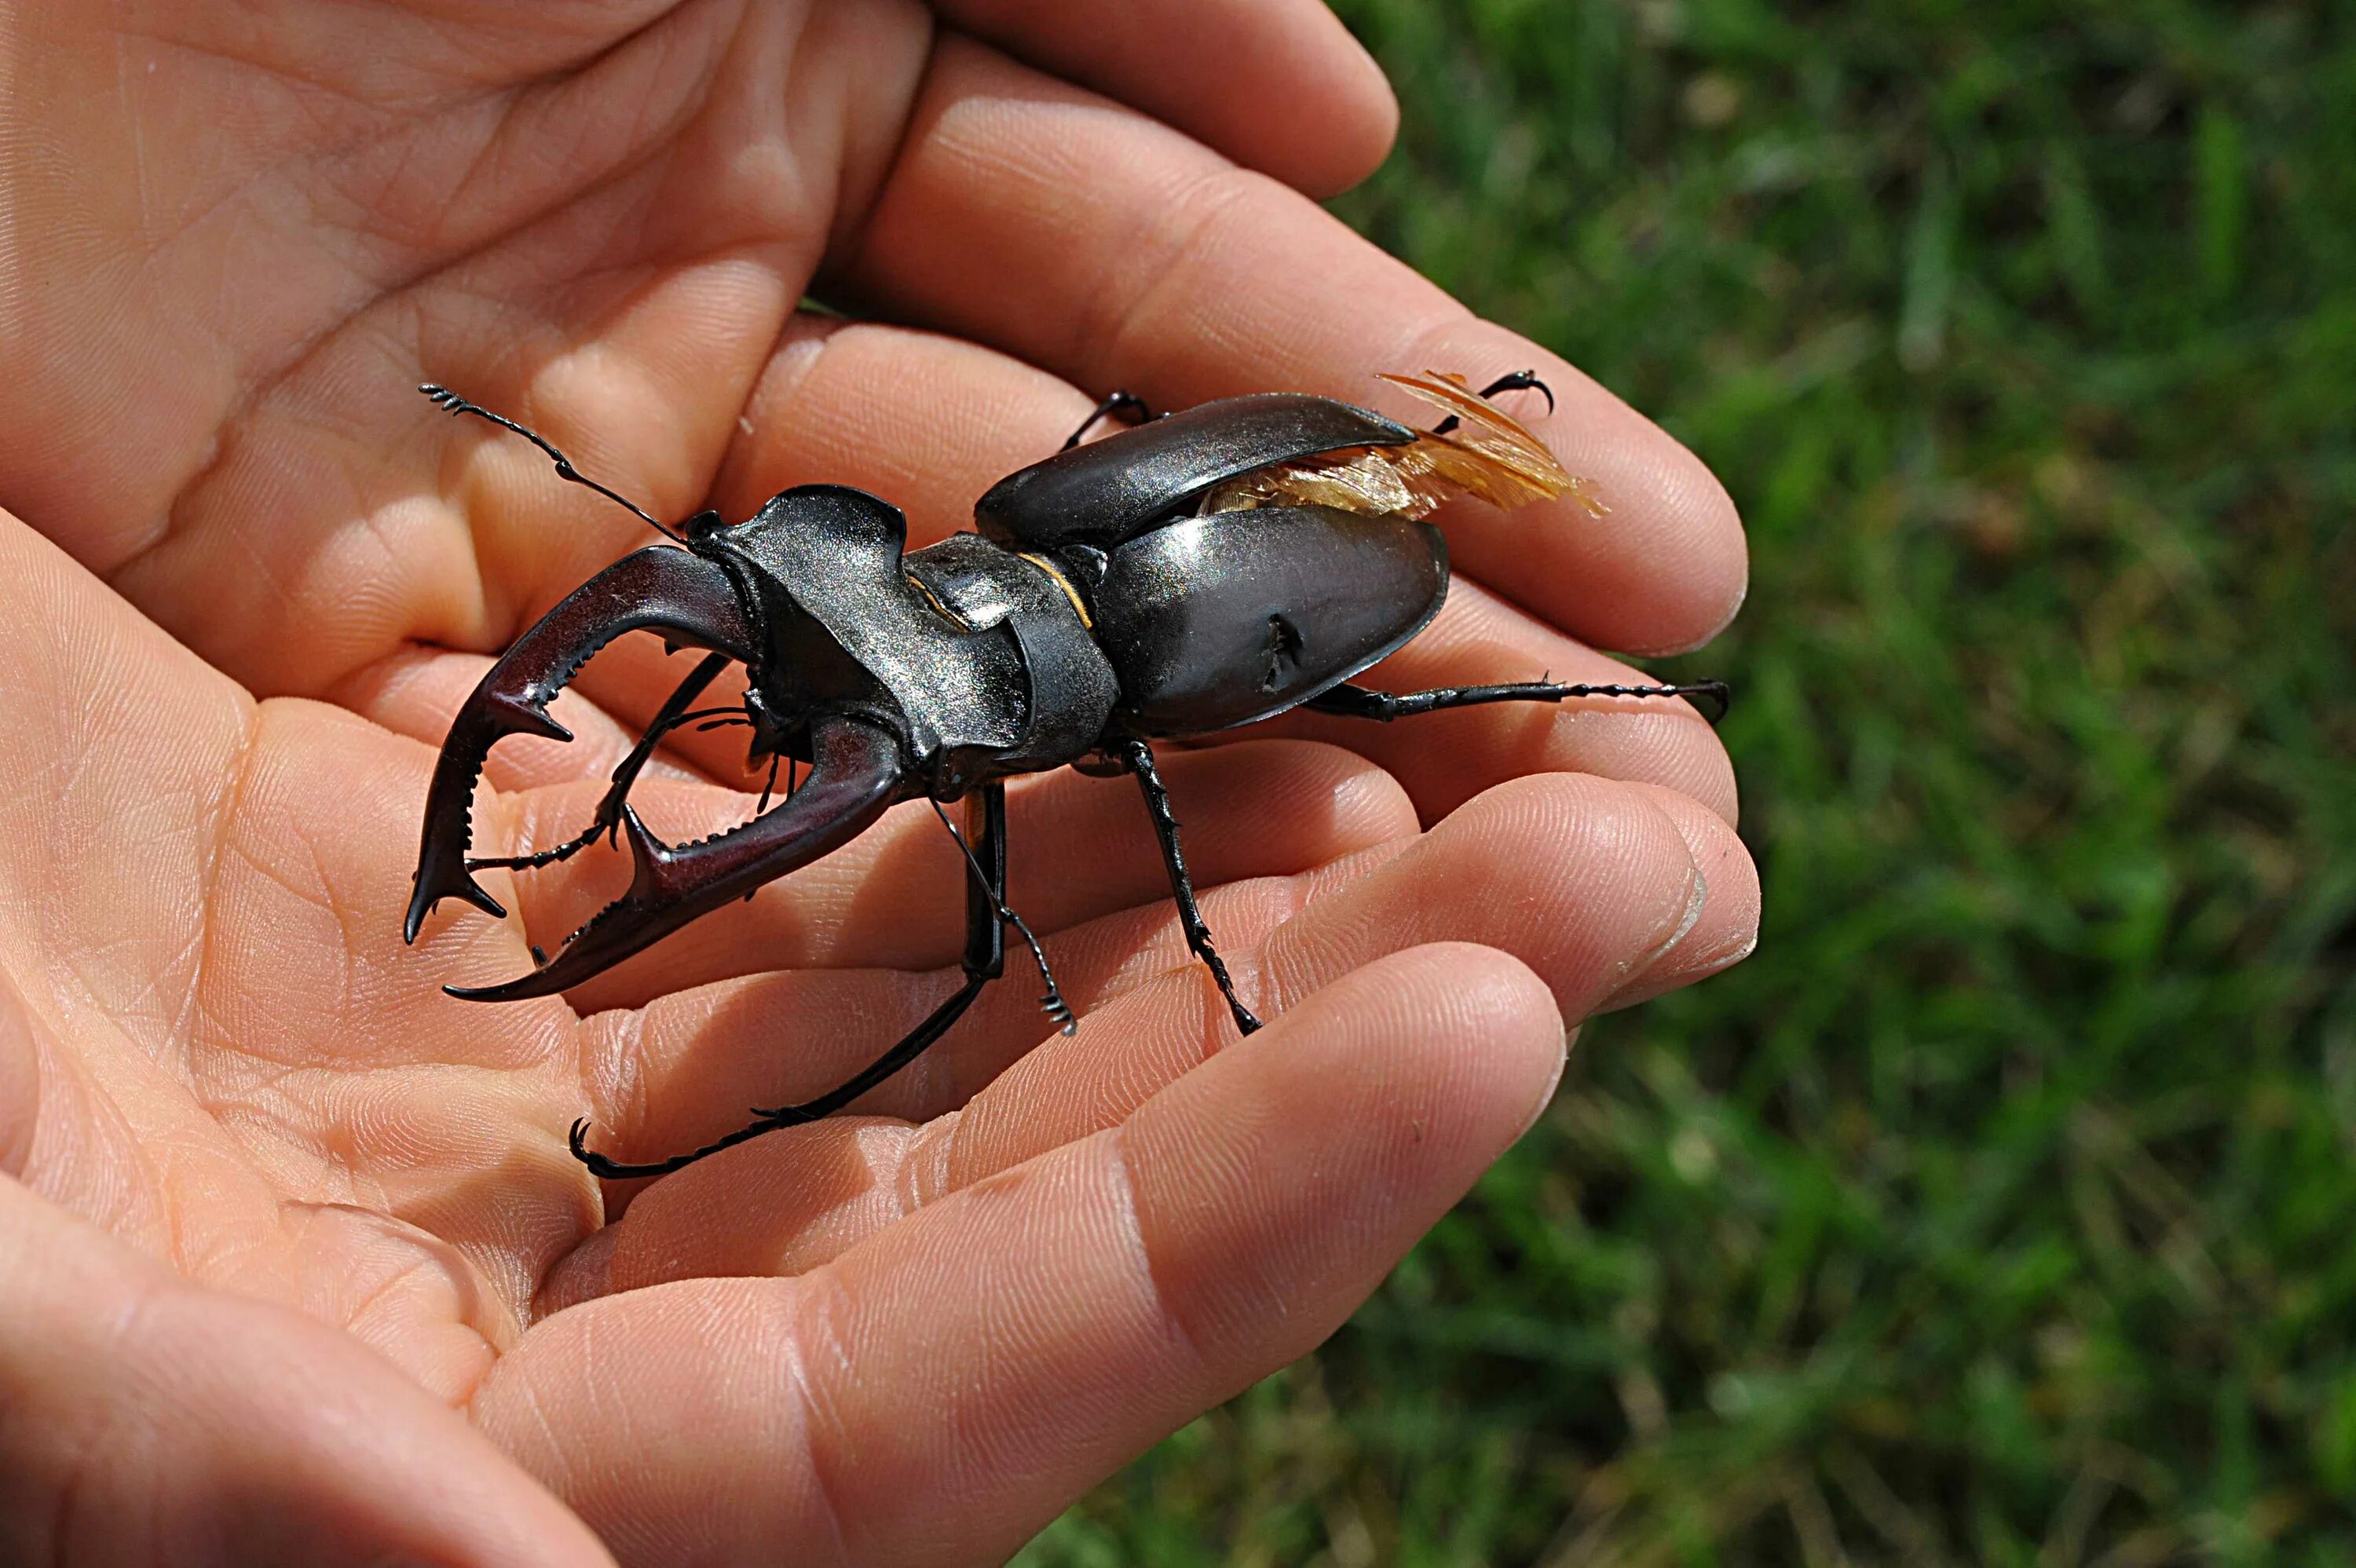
[1275,769,1706,1013]
[1367,941,1571,1127]
[1155,940,1571,1176]
[923,2,1399,199]
[1284,9,1402,197]
[1534,392,1749,657]
[1598,785,1760,1010]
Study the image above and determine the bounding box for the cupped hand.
[0,2,1757,1562]
[0,503,1753,1561]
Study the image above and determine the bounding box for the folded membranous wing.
[1202,370,1603,521]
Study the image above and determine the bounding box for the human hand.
[0,2,1757,1560]
[0,503,1750,1561]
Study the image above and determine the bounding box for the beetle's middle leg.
[734,786,1027,1113]
[1306,678,1732,726]
[1110,737,1264,1037]
[467,650,737,872]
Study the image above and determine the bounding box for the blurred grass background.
[1019,1,2356,1562]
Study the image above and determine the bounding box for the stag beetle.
[404,372,1728,1179]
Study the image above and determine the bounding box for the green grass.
[1017,2,2356,1561]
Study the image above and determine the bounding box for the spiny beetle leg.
[1305,678,1732,727]
[932,791,1076,1036]
[570,777,1023,1179]
[1113,737,1263,1037]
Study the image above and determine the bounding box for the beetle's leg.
[1429,369,1557,435]
[1306,678,1731,726]
[1110,737,1263,1036]
[572,783,1016,1180]
[932,794,1076,1035]
[1060,391,1151,451]
[466,651,736,872]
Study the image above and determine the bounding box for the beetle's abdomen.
[1092,506,1448,735]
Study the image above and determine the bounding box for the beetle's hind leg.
[1111,738,1264,1038]
[1307,678,1732,726]
[570,784,1019,1182]
[1429,369,1558,435]
[1061,391,1151,450]
[466,651,737,873]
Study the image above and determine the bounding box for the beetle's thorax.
[695,486,1118,796]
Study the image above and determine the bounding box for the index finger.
[836,37,1747,656]
[475,945,1566,1562]
[930,0,1398,197]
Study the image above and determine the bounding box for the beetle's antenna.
[930,799,1077,1036]
[419,385,686,544]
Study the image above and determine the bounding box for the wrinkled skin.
[0,2,1756,1563]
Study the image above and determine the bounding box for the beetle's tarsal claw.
[569,1117,642,1180]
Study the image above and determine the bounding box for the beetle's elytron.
[404,373,1727,1178]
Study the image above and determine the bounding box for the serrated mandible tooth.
[480,690,572,742]
[404,863,506,944]
[620,805,679,901]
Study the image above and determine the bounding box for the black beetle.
[404,373,1727,1178]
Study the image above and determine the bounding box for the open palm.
[0,2,1754,1563]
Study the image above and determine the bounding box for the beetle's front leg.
[1111,737,1263,1037]
[1306,677,1731,726]
[573,784,1021,1181]
[465,650,737,874]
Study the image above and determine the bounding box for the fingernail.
[1605,800,1760,1009]
[1612,846,1707,993]
[1514,1018,1578,1139]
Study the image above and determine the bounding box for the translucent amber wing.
[1198,371,1604,521]
[1204,450,1412,515]
[1374,371,1604,518]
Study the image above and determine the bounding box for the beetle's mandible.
[403,372,1729,1179]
